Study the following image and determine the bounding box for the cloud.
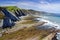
[37,3,60,13]
[0,0,60,13]
[16,1,60,13]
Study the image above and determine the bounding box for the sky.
[0,0,60,13]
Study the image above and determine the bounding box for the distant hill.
[0,6,60,17]
[0,6,46,15]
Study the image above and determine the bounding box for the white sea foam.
[42,16,48,18]
[37,18,60,30]
[37,16,60,40]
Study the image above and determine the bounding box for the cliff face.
[0,11,5,19]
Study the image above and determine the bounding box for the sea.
[44,16,60,40]
[36,15,60,40]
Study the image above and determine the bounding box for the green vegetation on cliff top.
[0,6,20,12]
[5,6,20,12]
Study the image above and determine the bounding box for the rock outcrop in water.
[52,33,58,40]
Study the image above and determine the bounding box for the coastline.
[0,15,57,40]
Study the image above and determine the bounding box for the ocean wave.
[37,18,60,30]
[42,16,48,18]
